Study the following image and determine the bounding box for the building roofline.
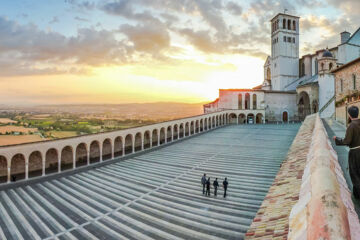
[270,13,300,22]
[331,57,360,73]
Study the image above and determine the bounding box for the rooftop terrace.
[0,124,300,240]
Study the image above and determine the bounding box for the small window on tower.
[293,20,296,31]
[283,19,286,29]
[284,36,286,42]
[293,38,295,43]
[353,74,357,90]
[287,37,291,42]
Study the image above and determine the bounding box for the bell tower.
[270,13,300,91]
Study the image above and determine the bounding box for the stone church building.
[204,13,360,123]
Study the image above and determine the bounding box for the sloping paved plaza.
[0,124,300,240]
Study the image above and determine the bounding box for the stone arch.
[195,120,199,133]
[287,19,291,30]
[293,20,296,30]
[298,91,311,121]
[11,154,25,181]
[135,132,142,152]
[204,119,208,130]
[0,155,7,183]
[216,116,219,126]
[266,67,271,83]
[282,111,289,122]
[28,151,42,178]
[245,93,250,109]
[200,119,203,132]
[173,125,179,140]
[256,113,264,124]
[238,94,243,110]
[102,138,112,160]
[179,123,184,138]
[167,126,172,142]
[114,136,123,157]
[61,146,73,171]
[212,116,215,128]
[238,114,246,124]
[185,123,190,136]
[144,131,151,149]
[160,128,166,145]
[247,113,255,124]
[152,129,158,146]
[76,143,87,167]
[253,94,257,110]
[190,121,194,135]
[229,113,237,124]
[329,63,333,71]
[45,148,58,175]
[125,134,133,154]
[283,18,286,29]
[89,141,100,164]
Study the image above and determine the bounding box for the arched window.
[283,19,286,29]
[245,93,250,110]
[287,19,291,30]
[329,63,333,70]
[315,59,318,74]
[353,74,357,90]
[321,63,324,70]
[253,94,257,110]
[238,94,242,110]
[266,67,271,81]
[293,20,296,30]
[340,79,343,92]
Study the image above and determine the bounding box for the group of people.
[201,174,228,198]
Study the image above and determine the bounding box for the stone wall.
[334,59,360,102]
[288,115,360,239]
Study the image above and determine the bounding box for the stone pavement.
[0,124,300,240]
[245,115,315,239]
[322,118,360,216]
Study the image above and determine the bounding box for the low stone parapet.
[288,114,360,239]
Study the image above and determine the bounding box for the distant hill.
[1,102,207,121]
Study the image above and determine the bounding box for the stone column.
[250,94,253,110]
[122,142,125,156]
[73,151,76,169]
[25,161,29,180]
[158,132,160,145]
[58,156,61,173]
[141,138,144,150]
[112,144,115,159]
[42,159,45,176]
[171,129,174,141]
[87,151,90,165]
[242,95,245,110]
[7,167,10,183]
[150,134,153,148]
[100,147,103,162]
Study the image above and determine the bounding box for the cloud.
[49,16,59,24]
[74,16,89,22]
[226,2,243,15]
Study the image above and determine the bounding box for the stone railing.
[288,114,360,239]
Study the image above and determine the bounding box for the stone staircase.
[0,124,300,240]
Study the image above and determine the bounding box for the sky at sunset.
[0,0,359,105]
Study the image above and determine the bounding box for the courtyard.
[0,123,300,240]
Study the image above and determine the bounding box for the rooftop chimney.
[341,31,351,44]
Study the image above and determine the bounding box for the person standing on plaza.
[206,177,211,196]
[201,173,207,195]
[213,178,219,196]
[333,106,360,200]
[223,177,228,198]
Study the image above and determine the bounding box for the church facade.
[204,13,360,123]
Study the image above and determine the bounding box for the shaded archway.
[114,136,123,157]
[256,113,263,124]
[229,113,237,124]
[152,129,158,146]
[195,120,199,133]
[190,121,195,135]
[225,114,228,124]
[179,124,184,138]
[173,125,179,140]
[45,148,58,175]
[253,94,257,110]
[89,141,100,164]
[216,116,219,127]
[312,100,318,114]
[245,93,250,109]
[102,139,112,160]
[200,120,203,132]
[144,131,151,149]
[11,154,25,181]
[76,143,87,167]
[212,116,215,128]
[0,156,7,183]
[238,114,246,124]
[247,114,255,124]
[298,91,311,121]
[208,117,212,129]
[160,128,166,145]
[28,151,42,178]
[185,123,190,136]
[125,134,133,154]
[167,126,172,142]
[61,146,73,171]
[204,119,208,130]
[282,111,288,122]
[135,132,142,152]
